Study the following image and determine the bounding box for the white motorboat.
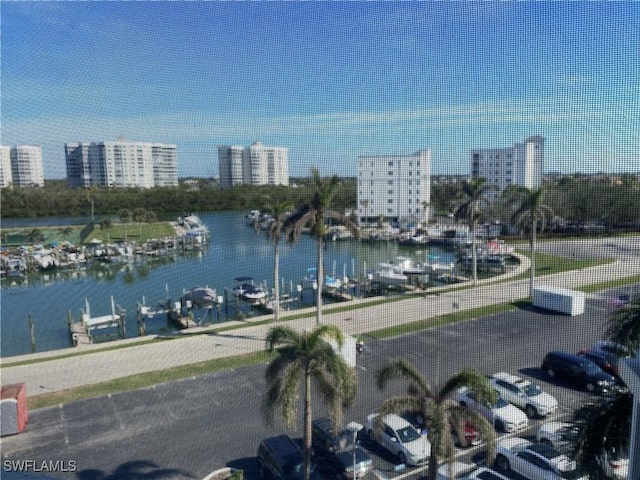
[232,277,267,305]
[323,274,343,291]
[394,256,427,275]
[372,263,408,287]
[245,210,260,226]
[181,286,218,308]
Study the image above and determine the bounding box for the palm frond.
[308,323,345,350]
[439,369,496,405]
[605,298,640,353]
[265,325,301,351]
[376,359,432,396]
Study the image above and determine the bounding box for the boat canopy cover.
[234,276,255,282]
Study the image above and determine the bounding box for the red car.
[403,411,481,448]
[450,420,482,448]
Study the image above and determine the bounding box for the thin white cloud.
[3,97,620,145]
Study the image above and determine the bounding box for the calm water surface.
[1,212,456,357]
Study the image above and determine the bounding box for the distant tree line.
[2,176,639,232]
[0,178,357,219]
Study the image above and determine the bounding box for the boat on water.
[371,263,408,287]
[232,277,267,305]
[398,230,429,246]
[301,267,343,292]
[181,286,218,308]
[245,210,261,226]
[327,225,353,241]
[177,214,210,241]
[394,256,427,275]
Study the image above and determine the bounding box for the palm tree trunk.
[472,240,478,285]
[529,219,537,299]
[427,448,439,480]
[273,238,280,322]
[471,219,478,285]
[315,234,324,325]
[303,369,313,480]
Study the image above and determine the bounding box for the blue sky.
[2,1,639,179]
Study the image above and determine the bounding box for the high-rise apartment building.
[357,150,431,225]
[218,142,288,188]
[0,145,45,187]
[471,135,544,199]
[0,146,12,188]
[65,141,178,188]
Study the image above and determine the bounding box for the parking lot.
[3,286,633,480]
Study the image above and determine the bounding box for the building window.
[388,171,393,175]
[388,199,393,203]
[388,161,393,167]
[388,180,393,185]
[388,190,393,195]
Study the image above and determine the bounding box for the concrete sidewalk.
[2,243,638,398]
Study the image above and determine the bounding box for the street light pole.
[345,421,363,479]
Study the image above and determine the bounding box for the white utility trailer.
[533,286,585,316]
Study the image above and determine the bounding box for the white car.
[496,437,588,480]
[455,387,528,433]
[437,461,509,480]
[536,421,580,453]
[490,372,558,418]
[365,413,431,466]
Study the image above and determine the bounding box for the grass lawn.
[0,222,177,246]
[86,222,176,243]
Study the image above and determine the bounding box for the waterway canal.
[1,211,458,357]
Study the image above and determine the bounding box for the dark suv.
[312,417,373,479]
[257,435,320,480]
[541,351,616,393]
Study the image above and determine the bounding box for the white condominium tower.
[218,142,289,188]
[65,141,178,188]
[357,150,431,225]
[0,145,45,188]
[471,135,545,199]
[0,146,12,188]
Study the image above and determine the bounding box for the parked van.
[541,351,616,393]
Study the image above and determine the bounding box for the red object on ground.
[1,383,28,436]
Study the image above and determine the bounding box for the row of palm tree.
[256,167,637,479]
[454,178,553,297]
[262,294,640,480]
[261,168,360,325]
[264,169,553,327]
[262,323,499,480]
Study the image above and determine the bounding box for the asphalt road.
[2,286,634,480]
